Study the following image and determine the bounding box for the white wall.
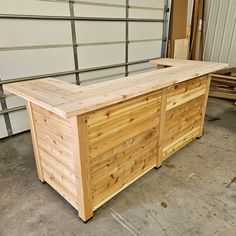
[0,0,165,138]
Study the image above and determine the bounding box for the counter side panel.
[30,103,78,209]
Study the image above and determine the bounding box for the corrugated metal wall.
[203,0,236,67]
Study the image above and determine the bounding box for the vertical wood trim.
[70,115,93,222]
[198,74,211,137]
[156,88,167,167]
[27,101,44,182]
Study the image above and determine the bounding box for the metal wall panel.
[203,0,236,67]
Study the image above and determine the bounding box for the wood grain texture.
[5,59,223,222]
[4,59,227,119]
[31,104,78,209]
[162,75,208,159]
[70,115,93,221]
[87,92,161,209]
[27,102,44,182]
[156,89,167,167]
[198,74,211,137]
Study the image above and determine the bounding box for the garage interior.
[0,0,235,235]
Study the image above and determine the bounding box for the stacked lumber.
[210,69,236,104]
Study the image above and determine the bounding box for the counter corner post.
[70,115,93,222]
[156,88,167,168]
[26,101,44,182]
[197,73,212,138]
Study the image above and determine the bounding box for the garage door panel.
[0,48,74,80]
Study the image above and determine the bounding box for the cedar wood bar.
[4,59,227,222]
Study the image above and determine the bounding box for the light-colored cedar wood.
[198,74,211,137]
[31,103,78,209]
[41,159,77,196]
[32,102,71,127]
[27,101,44,182]
[163,108,202,146]
[70,115,93,222]
[87,92,160,208]
[162,76,208,159]
[164,96,204,133]
[166,84,207,111]
[87,90,161,127]
[40,148,76,185]
[4,59,227,119]
[90,129,158,173]
[93,166,153,211]
[166,75,207,97]
[43,171,77,209]
[163,127,200,160]
[37,136,74,171]
[156,89,167,167]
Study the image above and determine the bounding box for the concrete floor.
[0,97,236,236]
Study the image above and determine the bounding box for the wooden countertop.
[4,59,228,118]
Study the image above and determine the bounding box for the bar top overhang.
[3,59,228,119]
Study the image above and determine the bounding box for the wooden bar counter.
[4,59,227,222]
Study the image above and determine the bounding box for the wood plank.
[87,90,161,127]
[89,108,159,145]
[93,166,153,211]
[43,170,78,209]
[90,128,158,170]
[32,103,71,128]
[70,115,93,222]
[163,127,200,160]
[93,150,156,208]
[156,89,167,167]
[89,116,159,158]
[163,116,201,146]
[166,84,207,111]
[41,162,77,197]
[37,135,74,171]
[198,75,211,137]
[27,101,44,182]
[166,76,207,97]
[92,141,157,188]
[33,111,72,140]
[40,148,76,185]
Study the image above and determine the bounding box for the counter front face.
[25,74,210,222]
[3,59,228,222]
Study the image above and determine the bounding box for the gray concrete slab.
[0,97,235,236]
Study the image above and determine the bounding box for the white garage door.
[0,0,171,138]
